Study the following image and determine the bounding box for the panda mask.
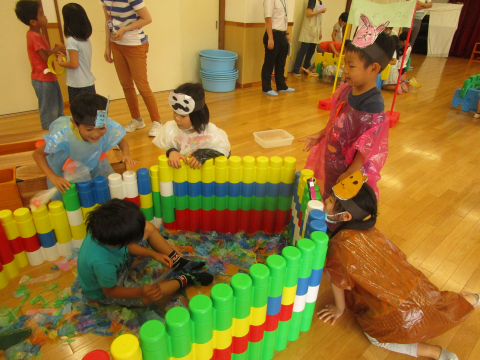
[168,91,205,116]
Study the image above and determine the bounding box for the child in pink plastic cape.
[301,14,395,202]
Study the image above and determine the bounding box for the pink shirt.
[27,30,57,82]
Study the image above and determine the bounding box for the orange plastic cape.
[325,228,473,344]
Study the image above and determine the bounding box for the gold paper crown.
[333,171,368,200]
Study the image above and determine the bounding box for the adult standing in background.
[261,0,295,96]
[102,0,162,137]
[406,0,432,49]
[292,0,327,76]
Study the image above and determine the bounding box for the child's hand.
[141,283,163,304]
[168,151,186,169]
[317,304,344,325]
[49,175,70,193]
[53,43,65,54]
[122,155,138,169]
[299,132,323,152]
[186,156,202,169]
[112,28,126,41]
[154,253,173,269]
[57,53,66,66]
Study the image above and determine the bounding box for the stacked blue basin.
[199,49,238,92]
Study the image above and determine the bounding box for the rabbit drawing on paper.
[353,14,389,48]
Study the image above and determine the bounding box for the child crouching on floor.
[318,171,478,360]
[153,83,230,169]
[78,199,213,306]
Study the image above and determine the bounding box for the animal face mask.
[352,14,389,48]
[169,91,205,116]
[333,171,367,200]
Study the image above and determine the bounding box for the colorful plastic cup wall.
[136,230,328,360]
[157,155,296,234]
[0,156,298,278]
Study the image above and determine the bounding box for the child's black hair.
[399,31,408,43]
[15,0,40,26]
[174,83,210,133]
[62,3,92,41]
[339,12,349,23]
[70,93,107,126]
[345,32,396,72]
[86,199,146,247]
[330,183,378,238]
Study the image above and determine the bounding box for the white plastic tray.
[253,129,294,148]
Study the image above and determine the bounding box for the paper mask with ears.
[168,91,205,116]
[353,14,389,48]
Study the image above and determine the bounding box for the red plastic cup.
[250,210,264,234]
[83,350,110,360]
[262,209,276,234]
[226,209,238,234]
[202,209,214,232]
[214,209,226,234]
[238,210,251,234]
[188,209,201,232]
[175,209,189,231]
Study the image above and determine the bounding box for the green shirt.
[77,232,129,300]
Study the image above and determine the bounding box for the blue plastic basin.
[199,49,238,72]
[200,75,238,93]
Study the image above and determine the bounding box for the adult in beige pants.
[102,0,161,137]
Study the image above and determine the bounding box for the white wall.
[226,0,247,23]
[226,0,296,23]
[42,0,57,23]
[0,0,218,116]
[180,1,219,84]
[0,0,39,114]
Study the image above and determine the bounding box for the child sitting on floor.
[153,83,230,169]
[33,93,135,198]
[383,35,409,94]
[301,14,395,201]
[78,199,213,306]
[398,31,412,74]
[317,171,478,360]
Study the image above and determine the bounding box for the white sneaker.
[125,119,145,133]
[474,113,480,119]
[148,121,162,137]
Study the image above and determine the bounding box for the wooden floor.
[1,54,480,360]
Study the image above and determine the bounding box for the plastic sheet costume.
[325,227,474,344]
[305,82,389,200]
[44,116,126,180]
[152,120,230,163]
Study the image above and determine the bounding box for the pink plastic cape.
[305,83,389,200]
[325,228,473,344]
